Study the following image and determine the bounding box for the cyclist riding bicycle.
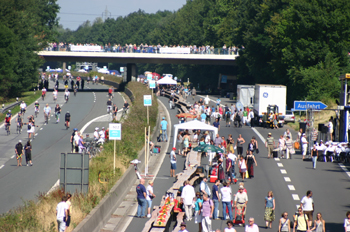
[107,99,113,114]
[20,101,27,114]
[53,89,58,101]
[54,104,61,123]
[65,111,71,128]
[17,112,23,132]
[108,87,114,98]
[43,103,51,124]
[64,89,70,102]
[5,110,12,132]
[42,87,47,98]
[113,104,118,120]
[73,84,78,95]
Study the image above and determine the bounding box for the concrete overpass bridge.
[38,51,238,81]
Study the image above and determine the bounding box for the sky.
[57,0,187,30]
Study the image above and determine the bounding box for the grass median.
[0,82,158,232]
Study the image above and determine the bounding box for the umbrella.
[176,113,197,118]
[193,144,224,153]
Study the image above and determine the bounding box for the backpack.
[27,124,31,130]
[5,117,10,123]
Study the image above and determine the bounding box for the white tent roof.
[157,76,177,85]
[173,120,218,147]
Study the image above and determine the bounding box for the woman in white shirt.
[146,180,156,218]
[278,135,286,159]
[220,182,233,221]
[224,220,236,232]
[344,211,350,232]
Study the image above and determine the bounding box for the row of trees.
[0,0,60,99]
[58,0,350,105]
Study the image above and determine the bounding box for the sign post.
[144,95,152,125]
[109,123,121,175]
[149,80,156,98]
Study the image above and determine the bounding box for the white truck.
[253,84,287,127]
[237,85,255,108]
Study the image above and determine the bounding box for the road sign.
[109,123,121,140]
[144,95,152,106]
[147,74,152,80]
[293,101,327,111]
[149,80,156,89]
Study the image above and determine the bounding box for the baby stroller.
[232,206,245,226]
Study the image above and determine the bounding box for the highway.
[126,94,347,232]
[0,79,124,215]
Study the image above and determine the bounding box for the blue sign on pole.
[293,101,327,111]
[144,95,152,106]
[109,123,121,140]
[149,80,156,89]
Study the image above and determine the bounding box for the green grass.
[0,91,42,122]
[0,82,158,231]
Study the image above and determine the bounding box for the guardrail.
[1,102,21,114]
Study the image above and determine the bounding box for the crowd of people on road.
[45,42,242,55]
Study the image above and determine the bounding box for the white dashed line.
[40,128,43,130]
[0,165,4,169]
[338,163,350,178]
[280,169,287,174]
[288,185,295,191]
[292,194,300,201]
[11,155,15,159]
[277,163,283,167]
[35,133,38,136]
[284,177,291,182]
[274,158,280,161]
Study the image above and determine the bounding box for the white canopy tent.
[157,76,177,85]
[173,120,218,147]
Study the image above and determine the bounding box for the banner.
[70,45,102,52]
[159,47,191,54]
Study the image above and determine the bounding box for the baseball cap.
[268,133,271,135]
[162,117,165,120]
[19,140,22,143]
[172,147,176,150]
[102,127,105,129]
[239,186,244,189]
[180,222,186,227]
[95,127,99,130]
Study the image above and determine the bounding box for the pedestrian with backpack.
[200,193,214,232]
[278,212,291,232]
[293,207,310,232]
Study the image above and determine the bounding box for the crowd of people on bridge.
[45,42,243,55]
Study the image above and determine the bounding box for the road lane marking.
[11,155,15,159]
[0,165,4,169]
[280,169,287,174]
[40,128,43,130]
[274,158,280,161]
[292,194,300,201]
[251,127,266,143]
[338,163,350,178]
[155,177,169,179]
[277,163,283,167]
[288,185,295,190]
[284,177,291,182]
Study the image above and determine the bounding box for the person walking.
[265,133,275,159]
[146,180,156,218]
[278,212,291,232]
[160,117,168,142]
[246,150,257,178]
[301,134,309,160]
[264,191,275,228]
[278,135,286,158]
[300,190,314,228]
[293,207,310,232]
[245,217,259,232]
[234,185,248,220]
[212,179,220,220]
[238,155,247,181]
[182,132,191,156]
[200,177,211,197]
[236,134,245,158]
[170,147,177,177]
[201,193,214,232]
[65,193,72,232]
[285,136,294,159]
[221,181,233,220]
[311,145,318,169]
[181,180,196,221]
[136,178,147,218]
[310,212,325,232]
[24,140,33,166]
[344,211,350,232]
[56,196,68,232]
[179,222,189,232]
[195,192,203,232]
[15,140,24,167]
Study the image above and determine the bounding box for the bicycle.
[55,112,60,123]
[5,123,10,135]
[74,88,77,96]
[42,93,46,101]
[65,95,69,103]
[35,108,39,118]
[44,113,49,124]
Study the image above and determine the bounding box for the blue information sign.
[149,80,156,89]
[293,101,327,111]
[109,123,121,140]
[144,95,152,106]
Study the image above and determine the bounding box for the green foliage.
[0,0,60,99]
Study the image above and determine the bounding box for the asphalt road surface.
[126,94,348,232]
[0,79,124,214]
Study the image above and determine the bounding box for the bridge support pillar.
[126,63,137,82]
[62,62,66,74]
